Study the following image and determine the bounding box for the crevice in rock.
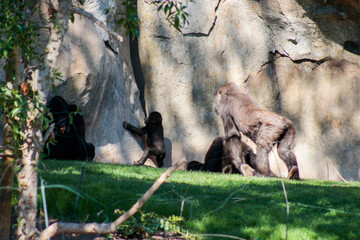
[343,41,360,55]
[260,50,331,72]
[154,35,171,40]
[182,0,221,37]
[183,16,217,37]
[130,33,146,112]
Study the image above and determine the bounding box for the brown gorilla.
[222,135,256,176]
[123,111,166,167]
[214,82,300,179]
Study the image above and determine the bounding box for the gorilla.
[123,111,166,167]
[187,136,257,176]
[44,96,95,161]
[187,137,223,172]
[214,82,300,179]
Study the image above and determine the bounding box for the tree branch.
[38,159,186,240]
[70,8,123,43]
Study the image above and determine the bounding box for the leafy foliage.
[153,0,192,30]
[0,82,51,157]
[118,0,139,37]
[110,210,190,239]
[105,0,191,38]
[0,0,39,62]
[104,0,139,38]
[0,0,48,159]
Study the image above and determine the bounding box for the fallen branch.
[38,159,186,240]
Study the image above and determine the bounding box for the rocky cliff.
[137,0,360,180]
[51,1,146,164]
[3,0,359,181]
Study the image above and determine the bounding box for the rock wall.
[137,0,360,180]
[51,0,146,164]
[2,0,359,180]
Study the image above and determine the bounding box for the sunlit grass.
[35,160,360,240]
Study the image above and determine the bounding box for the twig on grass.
[281,180,289,240]
[325,158,349,183]
[38,159,186,240]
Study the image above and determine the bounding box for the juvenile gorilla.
[44,96,95,161]
[214,83,300,179]
[187,137,223,172]
[187,136,256,176]
[123,112,166,167]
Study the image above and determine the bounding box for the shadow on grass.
[36,160,360,240]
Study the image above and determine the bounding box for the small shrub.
[109,210,191,239]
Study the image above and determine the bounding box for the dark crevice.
[183,0,221,37]
[129,33,146,112]
[214,0,222,11]
[154,35,171,40]
[343,41,360,55]
[183,16,217,37]
[260,50,332,72]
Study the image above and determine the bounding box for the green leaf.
[174,15,179,29]
[6,82,13,89]
[17,24,23,32]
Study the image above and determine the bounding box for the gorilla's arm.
[123,121,147,136]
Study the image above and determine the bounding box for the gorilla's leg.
[255,145,272,176]
[187,161,204,171]
[223,136,254,176]
[277,125,300,179]
[134,147,163,167]
[134,148,150,165]
[155,153,165,168]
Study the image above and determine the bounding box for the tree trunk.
[15,1,71,238]
[16,120,42,240]
[0,153,15,240]
[0,46,19,240]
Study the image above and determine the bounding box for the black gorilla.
[44,96,95,161]
[187,137,224,172]
[187,136,256,175]
[123,111,166,167]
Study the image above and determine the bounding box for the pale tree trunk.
[15,0,71,239]
[0,46,19,240]
[16,120,42,239]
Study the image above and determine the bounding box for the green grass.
[35,160,360,240]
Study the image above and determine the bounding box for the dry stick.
[38,159,186,240]
[42,123,55,143]
[325,158,349,183]
[281,180,289,240]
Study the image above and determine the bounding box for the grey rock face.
[52,2,145,164]
[137,0,360,180]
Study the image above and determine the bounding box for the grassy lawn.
[34,160,360,240]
